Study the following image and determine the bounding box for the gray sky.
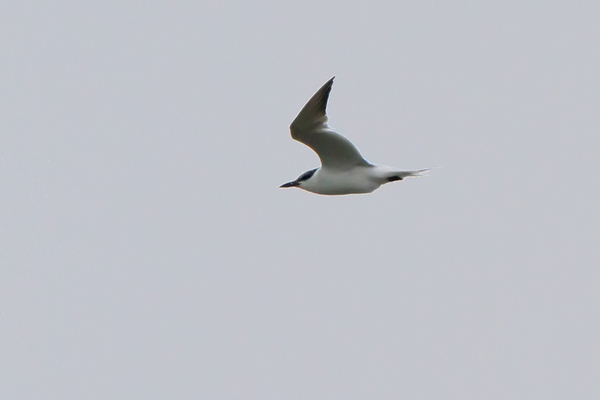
[2,1,599,399]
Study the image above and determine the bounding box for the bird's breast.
[301,166,381,195]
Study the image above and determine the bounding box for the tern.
[280,77,427,195]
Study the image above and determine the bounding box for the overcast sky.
[2,1,599,399]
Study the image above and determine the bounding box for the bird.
[280,77,428,195]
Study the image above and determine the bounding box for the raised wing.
[289,77,369,169]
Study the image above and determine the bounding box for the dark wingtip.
[315,77,335,112]
[290,77,337,134]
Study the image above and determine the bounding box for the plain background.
[2,1,599,399]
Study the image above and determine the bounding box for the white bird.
[280,77,428,195]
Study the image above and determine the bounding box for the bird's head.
[279,168,318,189]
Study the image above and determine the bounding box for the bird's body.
[300,165,379,195]
[298,164,421,195]
[280,77,427,195]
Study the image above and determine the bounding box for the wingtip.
[323,76,335,90]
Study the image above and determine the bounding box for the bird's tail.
[383,168,429,182]
[400,169,429,178]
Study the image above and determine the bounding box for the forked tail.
[384,169,429,182]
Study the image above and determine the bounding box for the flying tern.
[280,77,427,195]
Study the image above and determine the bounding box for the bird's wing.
[289,77,369,169]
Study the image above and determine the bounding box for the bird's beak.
[279,181,299,188]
